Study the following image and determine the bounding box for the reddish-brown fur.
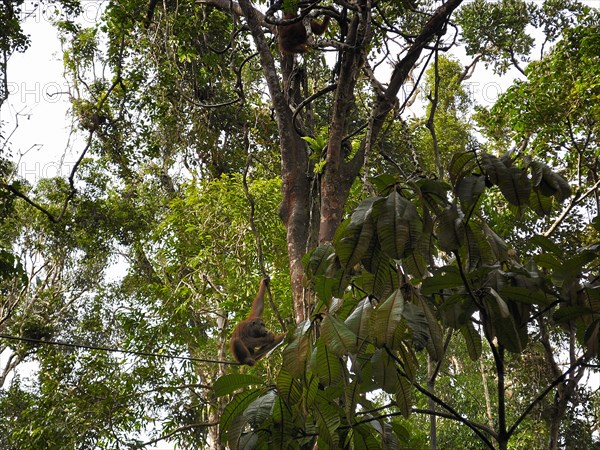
[277,10,330,55]
[229,278,286,366]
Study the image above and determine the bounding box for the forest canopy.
[0,0,599,448]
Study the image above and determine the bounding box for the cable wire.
[0,333,238,365]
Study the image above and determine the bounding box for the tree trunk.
[236,0,465,321]
[427,357,437,450]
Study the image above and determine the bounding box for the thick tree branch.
[237,0,314,321]
[362,0,463,159]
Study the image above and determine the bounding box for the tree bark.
[231,0,464,320]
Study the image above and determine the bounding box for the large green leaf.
[583,320,599,358]
[480,153,509,185]
[371,289,405,348]
[460,321,482,361]
[371,348,412,418]
[349,424,381,450]
[437,205,464,252]
[498,166,531,207]
[553,305,595,323]
[399,302,429,351]
[463,222,481,270]
[277,370,303,407]
[413,296,444,361]
[335,198,380,270]
[304,243,337,280]
[479,221,509,262]
[529,160,572,201]
[282,320,312,377]
[321,314,357,356]
[395,342,418,382]
[312,339,344,386]
[394,376,412,419]
[371,349,400,394]
[245,390,276,427]
[421,266,464,295]
[345,297,374,348]
[455,174,486,207]
[376,191,422,260]
[220,389,263,441]
[448,151,478,185]
[214,373,264,397]
[360,244,398,300]
[529,189,553,216]
[314,392,341,449]
[500,286,548,306]
[401,249,429,280]
[227,414,258,450]
[483,291,524,353]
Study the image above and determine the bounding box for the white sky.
[0,0,519,185]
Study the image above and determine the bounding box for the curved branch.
[385,347,497,448]
[292,83,337,137]
[543,178,600,238]
[507,356,587,438]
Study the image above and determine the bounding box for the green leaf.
[460,322,482,361]
[277,370,303,407]
[345,297,374,349]
[421,266,464,295]
[371,349,401,395]
[370,174,401,195]
[376,191,422,260]
[220,389,263,440]
[481,153,509,186]
[335,223,373,273]
[583,320,599,357]
[400,302,429,351]
[371,290,405,348]
[282,321,311,377]
[360,244,398,300]
[437,205,464,252]
[214,374,264,397]
[530,160,572,201]
[395,342,418,382]
[529,189,553,216]
[449,151,478,185]
[483,292,524,353]
[314,392,341,448]
[304,243,337,280]
[497,166,531,207]
[413,296,444,361]
[350,424,381,450]
[553,306,595,323]
[500,286,548,306]
[529,235,562,254]
[394,376,412,419]
[313,339,345,386]
[455,174,486,206]
[245,391,276,427]
[321,314,357,356]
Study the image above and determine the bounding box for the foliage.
[1,0,599,449]
[218,148,599,448]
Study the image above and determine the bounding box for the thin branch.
[292,83,337,137]
[0,333,238,365]
[459,54,482,83]
[425,41,443,180]
[507,356,587,438]
[134,423,217,449]
[543,178,600,237]
[242,127,286,330]
[385,346,497,448]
